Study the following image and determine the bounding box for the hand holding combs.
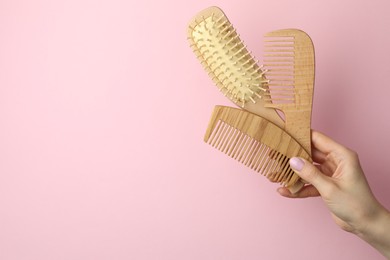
[187,6,315,193]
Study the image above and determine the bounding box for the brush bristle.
[188,7,268,108]
[204,106,311,187]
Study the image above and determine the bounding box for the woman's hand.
[277,130,390,258]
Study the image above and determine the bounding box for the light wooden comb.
[263,29,315,155]
[204,106,311,190]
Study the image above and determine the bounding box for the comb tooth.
[220,126,235,153]
[233,136,245,160]
[220,124,237,152]
[231,133,247,159]
[251,144,267,171]
[214,124,228,151]
[264,53,294,58]
[224,108,239,152]
[207,119,222,144]
[264,39,295,43]
[247,141,261,168]
[234,134,247,160]
[242,137,256,163]
[268,155,281,176]
[218,124,234,151]
[262,149,276,175]
[225,130,240,156]
[245,140,261,166]
[238,135,253,162]
[283,171,292,185]
[264,58,294,62]
[250,142,265,166]
[274,156,290,182]
[224,128,240,154]
[208,123,221,147]
[266,73,294,77]
[286,168,296,183]
[270,152,285,176]
[264,49,294,53]
[276,157,289,182]
[264,44,295,48]
[263,150,277,175]
[210,120,226,147]
[256,146,270,174]
[242,139,257,165]
[234,135,249,160]
[246,140,259,164]
[263,88,294,94]
[215,122,230,149]
[229,130,245,156]
[214,121,229,148]
[228,131,243,157]
[263,64,293,67]
[251,143,266,170]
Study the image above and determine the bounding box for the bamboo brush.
[187,6,315,192]
[187,6,284,128]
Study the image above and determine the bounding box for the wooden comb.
[204,106,311,189]
[263,29,315,155]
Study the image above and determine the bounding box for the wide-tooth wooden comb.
[204,106,311,190]
[263,29,315,155]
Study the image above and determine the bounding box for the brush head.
[187,6,268,108]
[204,105,310,190]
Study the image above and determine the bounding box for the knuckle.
[348,150,359,160]
[344,148,360,164]
[301,164,318,182]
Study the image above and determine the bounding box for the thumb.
[290,157,331,192]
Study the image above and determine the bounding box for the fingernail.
[290,157,304,171]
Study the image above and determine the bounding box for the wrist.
[355,205,390,258]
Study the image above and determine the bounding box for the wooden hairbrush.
[187,6,315,192]
[187,6,284,128]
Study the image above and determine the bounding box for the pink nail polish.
[290,157,304,171]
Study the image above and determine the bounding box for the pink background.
[1,0,390,259]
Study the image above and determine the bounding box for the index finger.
[311,130,347,155]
